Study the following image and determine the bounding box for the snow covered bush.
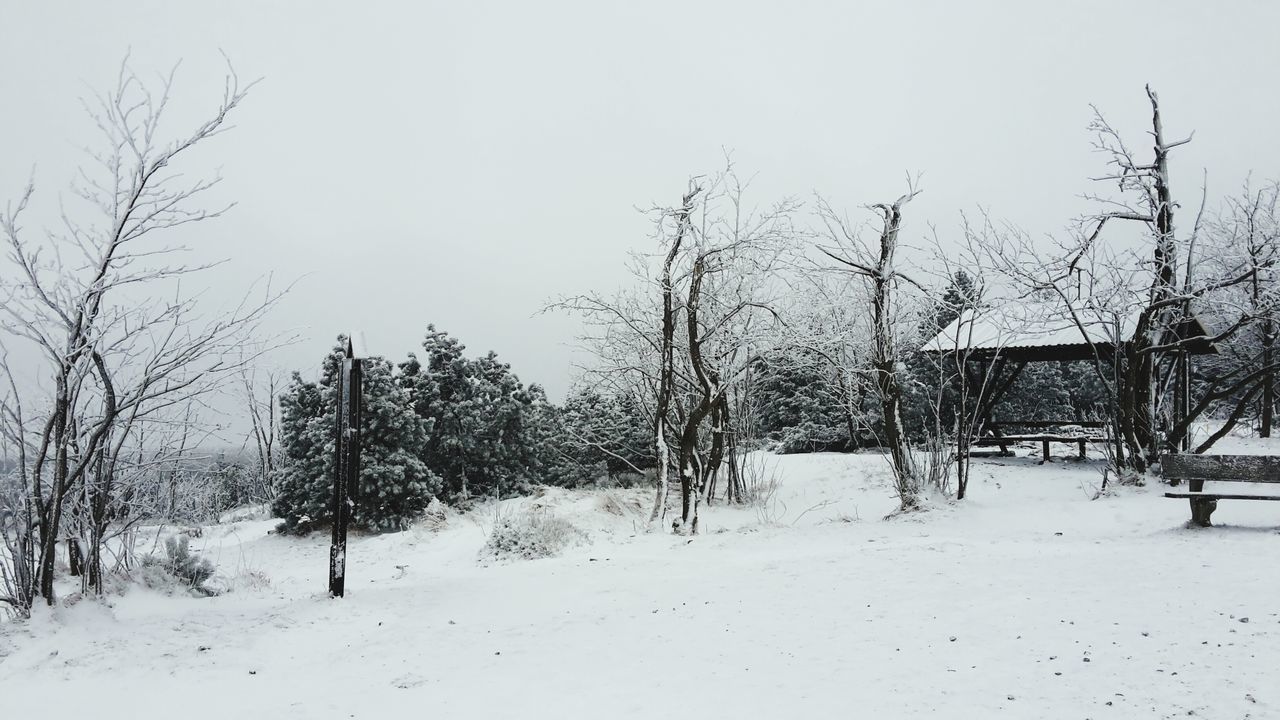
[140,536,216,595]
[480,507,586,562]
[419,497,450,532]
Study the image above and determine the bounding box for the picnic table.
[972,421,1111,463]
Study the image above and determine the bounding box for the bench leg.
[1077,439,1086,459]
[1040,440,1050,464]
[1189,497,1217,527]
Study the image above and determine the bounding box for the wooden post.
[329,338,363,598]
[1187,477,1214,526]
[1111,317,1126,468]
[1178,351,1191,452]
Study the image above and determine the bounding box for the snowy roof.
[921,302,1216,361]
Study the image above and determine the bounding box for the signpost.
[329,333,366,598]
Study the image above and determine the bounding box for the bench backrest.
[1160,453,1280,484]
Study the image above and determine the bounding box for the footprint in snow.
[392,673,427,689]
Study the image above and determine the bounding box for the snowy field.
[2,446,1278,720]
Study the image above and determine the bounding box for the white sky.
[3,0,1279,401]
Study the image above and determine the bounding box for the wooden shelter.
[921,302,1218,459]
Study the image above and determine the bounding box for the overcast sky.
[3,1,1280,401]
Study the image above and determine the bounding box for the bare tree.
[670,174,795,533]
[1207,181,1280,439]
[0,56,278,612]
[557,165,795,533]
[240,364,283,503]
[921,223,1001,501]
[774,271,877,453]
[652,182,702,527]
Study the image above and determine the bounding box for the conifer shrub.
[140,536,216,595]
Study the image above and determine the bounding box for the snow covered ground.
[3,445,1278,719]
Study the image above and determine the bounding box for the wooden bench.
[1161,453,1280,526]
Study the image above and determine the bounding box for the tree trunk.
[702,394,730,503]
[1261,310,1274,437]
[676,256,717,534]
[649,183,700,526]
[66,538,82,577]
[1130,86,1180,470]
[867,193,920,510]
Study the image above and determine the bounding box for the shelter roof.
[920,301,1217,362]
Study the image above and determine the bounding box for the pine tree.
[271,373,330,533]
[354,356,441,531]
[272,339,441,534]
[523,384,572,485]
[401,326,539,501]
[932,269,981,332]
[538,387,654,487]
[401,326,473,498]
[753,351,850,452]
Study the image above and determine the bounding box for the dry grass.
[479,506,587,563]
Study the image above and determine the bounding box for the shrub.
[141,536,215,595]
[479,507,586,562]
[420,497,450,532]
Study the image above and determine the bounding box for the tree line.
[270,328,653,535]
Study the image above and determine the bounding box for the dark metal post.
[329,341,363,598]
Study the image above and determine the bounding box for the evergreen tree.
[607,392,656,477]
[932,269,981,332]
[271,373,330,533]
[272,339,441,534]
[401,326,539,501]
[459,351,535,498]
[752,351,851,452]
[541,387,654,487]
[523,384,572,484]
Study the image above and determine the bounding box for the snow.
[3,446,1279,719]
[922,302,1125,353]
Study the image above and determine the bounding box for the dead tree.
[1074,87,1280,468]
[818,187,924,511]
